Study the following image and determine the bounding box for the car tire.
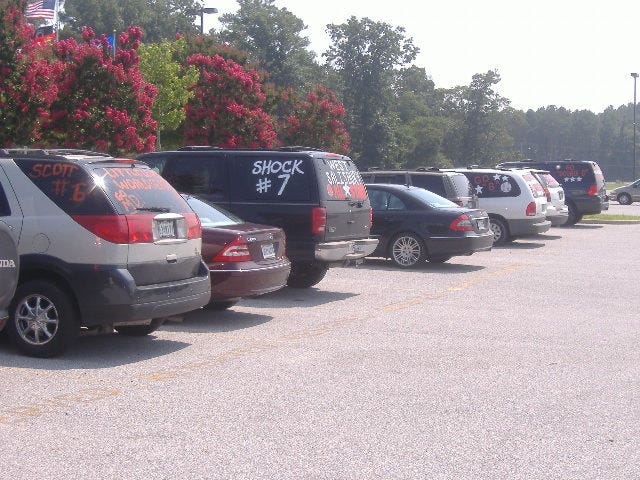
[389,233,426,268]
[286,262,329,288]
[115,318,165,336]
[565,203,581,226]
[8,280,79,358]
[617,193,632,205]
[427,255,452,263]
[204,300,239,311]
[489,217,509,245]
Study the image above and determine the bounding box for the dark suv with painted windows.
[496,160,608,225]
[138,147,378,288]
[0,149,211,357]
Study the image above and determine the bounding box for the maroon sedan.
[183,195,291,310]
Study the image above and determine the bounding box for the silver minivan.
[0,149,211,357]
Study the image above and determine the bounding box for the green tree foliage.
[217,0,320,90]
[324,16,418,168]
[440,70,517,165]
[139,38,199,149]
[59,0,201,42]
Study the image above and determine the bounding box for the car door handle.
[166,254,178,263]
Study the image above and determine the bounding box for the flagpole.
[54,0,59,41]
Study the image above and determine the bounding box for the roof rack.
[415,166,441,172]
[177,145,222,151]
[276,146,323,152]
[0,148,110,158]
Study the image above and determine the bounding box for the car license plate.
[261,243,276,259]
[156,219,175,239]
[477,218,488,230]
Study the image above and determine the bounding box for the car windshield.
[182,195,243,227]
[407,187,458,208]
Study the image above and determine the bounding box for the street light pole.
[197,7,218,34]
[632,73,638,180]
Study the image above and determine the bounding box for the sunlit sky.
[203,0,640,113]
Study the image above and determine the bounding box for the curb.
[580,218,640,225]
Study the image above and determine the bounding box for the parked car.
[530,169,569,226]
[0,148,211,357]
[360,168,476,207]
[449,167,551,245]
[365,184,493,267]
[138,147,378,289]
[182,194,290,310]
[496,159,608,224]
[0,220,18,325]
[608,179,640,205]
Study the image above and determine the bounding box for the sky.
[203,0,640,113]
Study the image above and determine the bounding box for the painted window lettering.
[324,161,367,200]
[252,159,304,196]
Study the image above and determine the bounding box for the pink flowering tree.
[278,85,350,154]
[184,53,277,148]
[39,26,157,154]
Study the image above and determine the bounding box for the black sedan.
[183,195,291,310]
[365,184,493,267]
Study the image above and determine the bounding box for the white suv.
[0,149,211,357]
[450,167,551,244]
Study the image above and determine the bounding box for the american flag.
[25,0,56,20]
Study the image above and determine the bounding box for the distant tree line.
[3,0,637,179]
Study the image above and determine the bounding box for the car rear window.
[462,171,521,198]
[315,158,368,201]
[409,175,447,196]
[549,163,601,187]
[16,159,190,215]
[94,165,190,214]
[449,174,472,196]
[229,155,314,202]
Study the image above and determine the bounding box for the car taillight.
[72,212,200,244]
[587,184,598,196]
[525,202,536,216]
[312,207,326,234]
[369,207,373,227]
[212,236,252,262]
[184,212,202,239]
[450,214,473,231]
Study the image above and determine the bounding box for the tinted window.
[368,190,406,210]
[0,183,10,216]
[16,159,115,214]
[230,155,314,202]
[315,158,368,200]
[463,172,521,198]
[449,174,472,196]
[410,175,446,196]
[93,165,191,214]
[160,156,227,200]
[372,174,406,185]
[550,163,596,186]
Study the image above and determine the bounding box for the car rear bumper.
[315,238,379,262]
[547,206,569,226]
[209,259,291,301]
[508,218,552,236]
[74,261,212,326]
[426,232,494,256]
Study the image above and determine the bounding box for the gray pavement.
[1,222,639,479]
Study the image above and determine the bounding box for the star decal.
[475,185,483,194]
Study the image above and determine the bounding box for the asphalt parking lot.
[1,220,639,479]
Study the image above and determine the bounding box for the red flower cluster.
[184,54,277,148]
[278,85,350,153]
